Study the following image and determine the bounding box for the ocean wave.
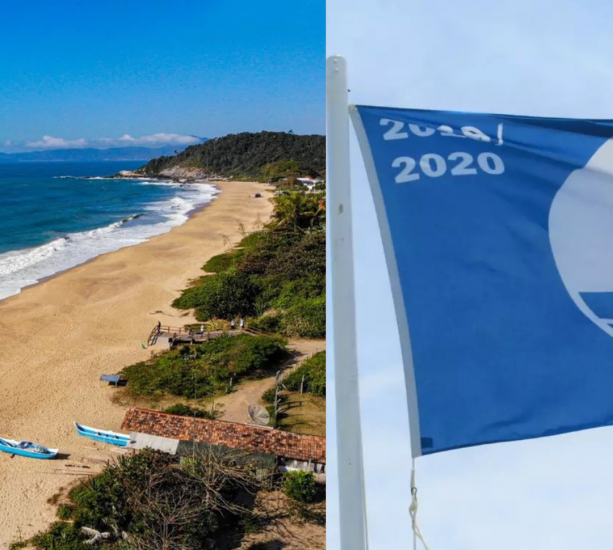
[54,175,151,181]
[0,182,218,300]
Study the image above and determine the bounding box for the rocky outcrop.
[116,170,143,178]
[109,168,220,182]
[156,166,210,180]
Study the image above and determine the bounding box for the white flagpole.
[326,55,369,550]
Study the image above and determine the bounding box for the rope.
[409,458,430,550]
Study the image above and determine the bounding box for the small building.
[122,408,326,476]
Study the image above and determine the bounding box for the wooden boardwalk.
[147,324,270,348]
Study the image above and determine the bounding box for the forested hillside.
[138,131,325,179]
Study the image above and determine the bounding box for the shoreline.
[0,180,273,547]
[0,178,219,303]
[27,183,219,294]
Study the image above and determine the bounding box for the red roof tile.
[122,408,326,464]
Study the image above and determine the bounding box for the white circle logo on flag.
[550,139,613,337]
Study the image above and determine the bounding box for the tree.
[139,132,325,179]
[194,270,259,321]
[27,448,266,550]
[125,448,262,550]
[173,270,259,320]
[284,471,318,503]
[272,192,325,231]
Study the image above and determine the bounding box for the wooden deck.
[147,324,270,347]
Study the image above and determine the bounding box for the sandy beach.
[0,181,273,547]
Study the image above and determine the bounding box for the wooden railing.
[147,325,194,346]
[244,326,274,337]
[147,324,260,347]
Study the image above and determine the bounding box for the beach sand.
[0,181,274,547]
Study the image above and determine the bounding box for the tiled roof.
[122,408,326,464]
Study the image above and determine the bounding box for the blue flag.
[351,105,613,456]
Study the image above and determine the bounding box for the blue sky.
[327,1,613,549]
[0,0,324,151]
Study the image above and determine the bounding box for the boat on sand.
[74,422,131,447]
[0,437,58,459]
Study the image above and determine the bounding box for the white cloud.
[26,135,88,149]
[130,133,200,145]
[15,133,201,151]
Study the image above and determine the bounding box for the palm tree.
[272,192,325,231]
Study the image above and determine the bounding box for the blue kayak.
[0,437,58,459]
[74,422,130,447]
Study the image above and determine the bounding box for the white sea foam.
[55,175,151,181]
[0,181,218,300]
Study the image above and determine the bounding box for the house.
[122,408,326,476]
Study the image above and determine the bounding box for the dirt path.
[235,491,325,550]
[216,339,325,424]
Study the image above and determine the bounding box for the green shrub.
[284,352,326,397]
[266,230,325,282]
[164,403,216,419]
[283,296,326,339]
[284,471,318,503]
[255,275,286,307]
[261,387,276,404]
[202,251,241,273]
[237,230,301,277]
[122,335,288,399]
[273,277,324,311]
[68,469,128,531]
[56,503,75,520]
[173,270,259,321]
[197,334,288,377]
[171,276,216,309]
[249,313,282,334]
[30,522,88,550]
[196,272,259,321]
[237,230,270,250]
[122,357,216,398]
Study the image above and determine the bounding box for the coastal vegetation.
[284,471,320,504]
[17,449,266,550]
[138,131,325,180]
[16,449,325,550]
[261,352,326,436]
[173,190,326,339]
[121,334,289,399]
[284,352,326,398]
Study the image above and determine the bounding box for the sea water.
[0,161,218,300]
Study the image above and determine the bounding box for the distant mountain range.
[0,140,208,163]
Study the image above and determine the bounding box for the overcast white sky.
[326,1,613,549]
